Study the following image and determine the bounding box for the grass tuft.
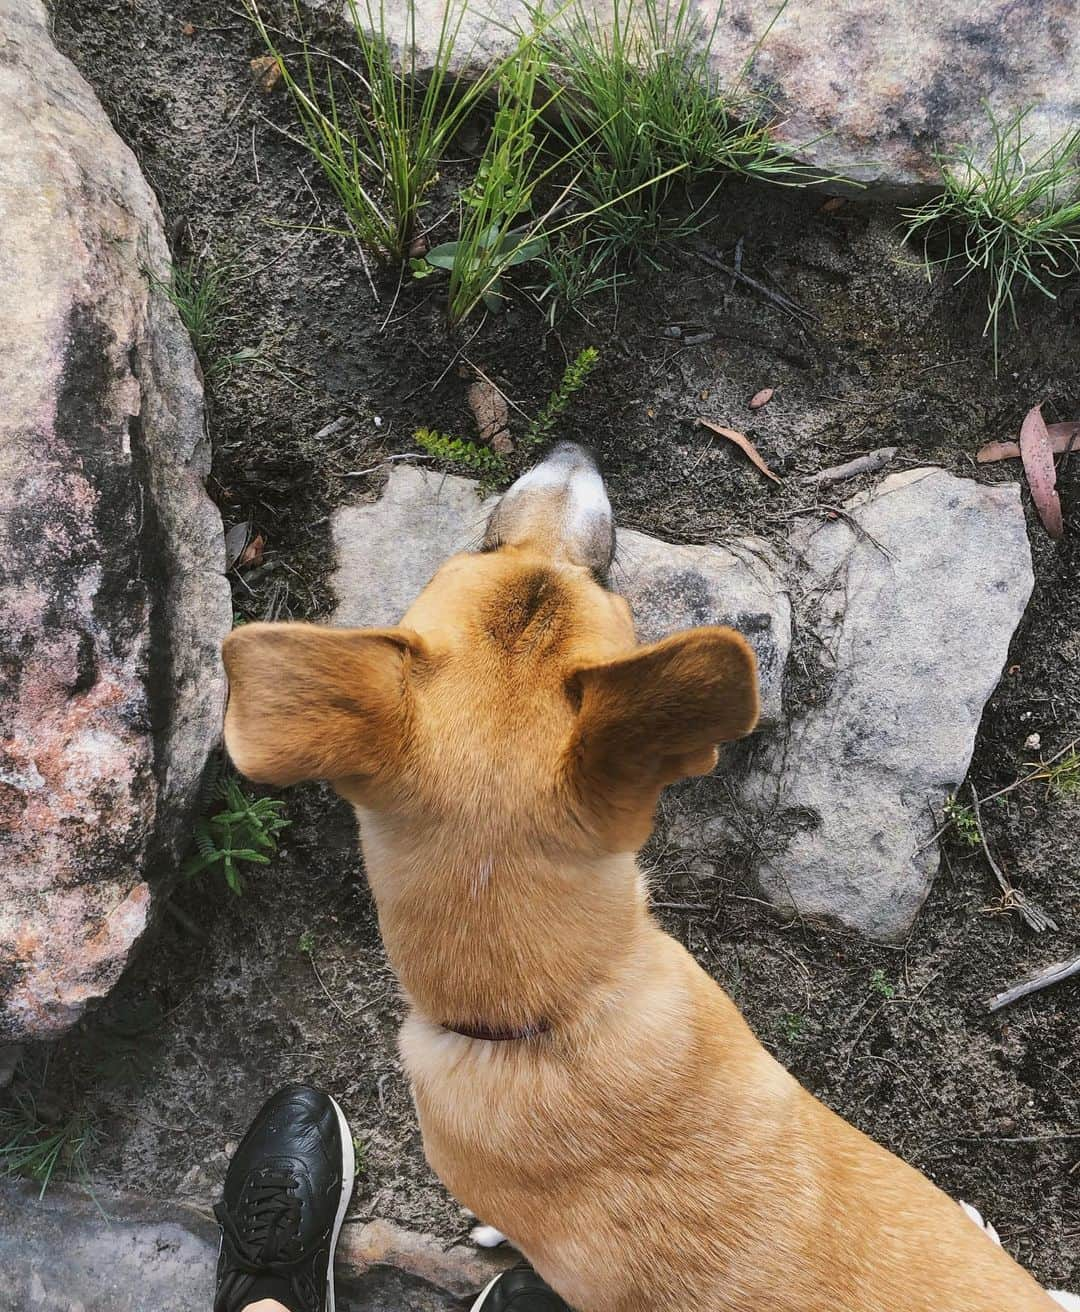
[534,0,804,262]
[147,258,232,361]
[245,0,525,263]
[902,106,1080,369]
[0,1093,95,1200]
[416,40,563,324]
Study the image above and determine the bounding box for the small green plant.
[533,236,627,326]
[0,1093,95,1199]
[535,0,802,262]
[415,346,599,477]
[415,42,562,323]
[944,795,981,848]
[186,772,291,895]
[1031,747,1080,798]
[414,427,508,475]
[902,106,1080,368]
[779,1012,806,1043]
[298,929,316,955]
[246,0,527,263]
[147,258,231,361]
[869,968,895,1000]
[521,346,600,451]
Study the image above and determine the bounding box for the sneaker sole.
[326,1092,356,1312]
[469,1271,504,1312]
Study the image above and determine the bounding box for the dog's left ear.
[566,626,758,845]
[222,622,425,786]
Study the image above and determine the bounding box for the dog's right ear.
[566,626,759,847]
[222,623,424,786]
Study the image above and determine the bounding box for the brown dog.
[223,444,1067,1310]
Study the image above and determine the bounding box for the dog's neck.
[357,809,651,1037]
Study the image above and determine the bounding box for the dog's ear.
[222,622,424,786]
[567,627,758,845]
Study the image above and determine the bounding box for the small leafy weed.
[944,795,981,848]
[186,769,290,896]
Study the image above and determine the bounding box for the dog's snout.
[485,443,615,574]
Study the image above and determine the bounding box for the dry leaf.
[698,418,782,485]
[820,197,846,214]
[224,520,251,571]
[182,21,196,36]
[468,377,509,446]
[250,54,282,93]
[1019,403,1063,539]
[977,422,1080,463]
[749,387,774,410]
[238,533,265,568]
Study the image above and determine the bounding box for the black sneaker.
[470,1262,574,1312]
[214,1084,355,1312]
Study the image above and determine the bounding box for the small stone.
[1024,732,1042,752]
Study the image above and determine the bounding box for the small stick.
[968,783,1058,933]
[806,447,898,487]
[771,504,897,560]
[980,735,1080,805]
[987,954,1080,1012]
[693,245,818,322]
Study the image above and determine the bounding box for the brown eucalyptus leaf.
[978,422,1080,463]
[468,377,509,446]
[1019,403,1063,539]
[698,419,782,485]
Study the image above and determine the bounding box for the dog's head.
[223,444,758,854]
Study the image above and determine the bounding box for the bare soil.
[23,0,1080,1290]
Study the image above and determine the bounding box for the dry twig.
[987,954,1080,1012]
[968,783,1058,933]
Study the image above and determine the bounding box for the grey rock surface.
[680,468,1034,940]
[306,0,1080,194]
[332,465,790,723]
[0,1181,490,1312]
[335,463,1033,941]
[333,465,489,628]
[0,0,231,1039]
[614,530,790,726]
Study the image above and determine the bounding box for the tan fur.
[223,531,1058,1311]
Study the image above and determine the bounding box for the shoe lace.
[215,1167,313,1311]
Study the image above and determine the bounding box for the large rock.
[0,0,231,1040]
[331,465,790,723]
[335,463,1033,941]
[681,468,1034,940]
[306,0,1080,193]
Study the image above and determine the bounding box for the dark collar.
[443,1019,551,1042]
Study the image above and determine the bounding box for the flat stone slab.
[307,0,1080,193]
[676,468,1033,940]
[334,462,1033,941]
[0,1181,506,1312]
[332,465,791,724]
[0,0,230,1040]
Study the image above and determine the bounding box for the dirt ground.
[22,0,1080,1290]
